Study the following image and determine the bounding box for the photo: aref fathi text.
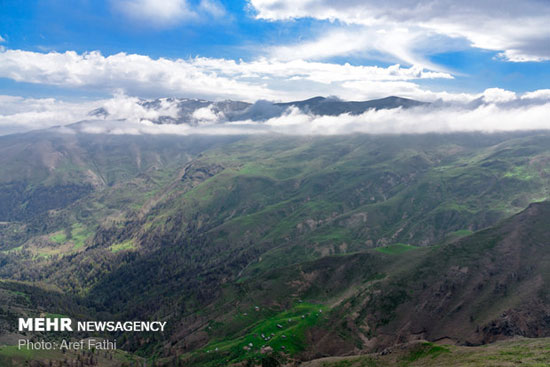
[18,338,117,351]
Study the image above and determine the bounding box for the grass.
[376,243,418,255]
[47,223,90,250]
[110,239,135,253]
[308,338,550,367]
[45,313,69,319]
[0,346,63,367]
[7,289,30,303]
[0,346,34,360]
[187,303,327,366]
[70,223,91,250]
[442,229,474,244]
[309,228,353,245]
[49,232,67,244]
[503,166,536,181]
[1,245,23,253]
[5,133,550,365]
[0,343,141,367]
[320,357,379,367]
[447,229,473,237]
[404,343,450,363]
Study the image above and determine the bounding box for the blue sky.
[1,0,550,103]
[3,0,266,59]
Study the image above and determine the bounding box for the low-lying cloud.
[0,96,100,135]
[258,103,550,135]
[2,90,550,137]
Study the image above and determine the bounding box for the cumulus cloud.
[522,89,550,100]
[111,0,226,26]
[192,105,224,125]
[250,0,550,63]
[113,0,194,26]
[482,88,517,104]
[0,35,5,43]
[0,50,273,101]
[101,94,181,122]
[0,49,452,102]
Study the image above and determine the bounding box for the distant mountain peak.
[86,95,427,126]
[88,107,109,119]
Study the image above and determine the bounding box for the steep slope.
[3,131,550,303]
[2,130,550,364]
[177,202,550,365]
[316,201,550,354]
[0,131,240,248]
[300,338,550,367]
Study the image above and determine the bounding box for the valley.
[1,128,550,366]
[3,0,550,365]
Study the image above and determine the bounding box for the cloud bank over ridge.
[2,90,550,136]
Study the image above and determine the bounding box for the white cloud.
[3,89,550,136]
[198,0,226,18]
[521,89,550,100]
[192,106,223,125]
[0,95,101,135]
[67,101,550,136]
[249,0,550,63]
[482,88,517,104]
[0,93,189,135]
[0,35,5,43]
[268,26,452,71]
[0,50,274,101]
[111,0,227,26]
[113,0,194,25]
[260,103,550,135]
[102,94,181,123]
[0,49,453,102]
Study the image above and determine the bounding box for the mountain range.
[0,97,550,366]
[88,96,426,126]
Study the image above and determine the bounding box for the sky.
[1,0,550,134]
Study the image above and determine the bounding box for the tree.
[261,356,280,367]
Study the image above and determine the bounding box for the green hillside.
[2,130,550,365]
